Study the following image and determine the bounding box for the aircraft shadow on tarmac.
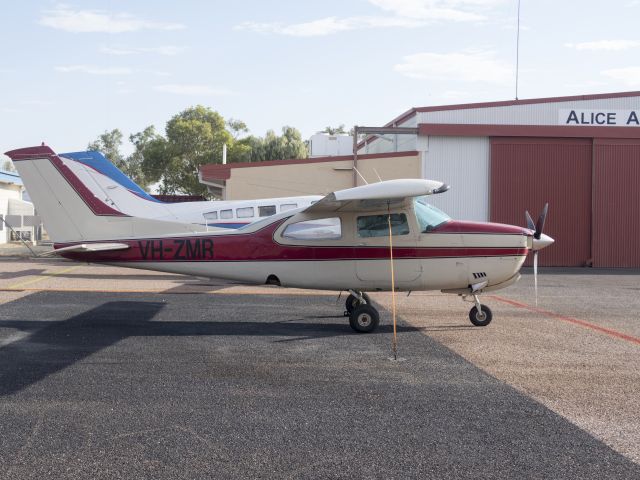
[0,300,420,396]
[0,268,48,280]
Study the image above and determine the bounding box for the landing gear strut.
[345,291,371,315]
[345,290,379,333]
[468,294,492,327]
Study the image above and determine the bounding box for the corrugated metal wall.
[490,138,593,267]
[423,136,490,221]
[593,139,640,267]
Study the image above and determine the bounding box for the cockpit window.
[414,197,450,232]
[357,213,409,238]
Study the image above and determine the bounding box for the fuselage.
[57,206,532,293]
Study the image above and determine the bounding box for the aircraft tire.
[469,305,492,327]
[345,292,371,314]
[349,304,379,333]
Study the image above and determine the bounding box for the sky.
[2,0,640,160]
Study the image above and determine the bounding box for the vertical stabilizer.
[5,146,205,243]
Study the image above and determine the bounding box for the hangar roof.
[199,151,418,183]
[386,90,640,127]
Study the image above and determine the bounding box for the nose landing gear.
[465,294,493,327]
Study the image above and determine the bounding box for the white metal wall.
[418,96,640,125]
[422,136,490,222]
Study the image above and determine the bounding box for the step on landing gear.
[345,290,379,333]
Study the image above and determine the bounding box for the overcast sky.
[2,0,639,159]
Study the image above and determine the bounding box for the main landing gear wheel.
[349,304,380,333]
[469,305,493,327]
[345,292,371,315]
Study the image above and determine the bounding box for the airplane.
[6,145,554,333]
[57,150,322,228]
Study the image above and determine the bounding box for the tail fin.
[5,146,204,243]
[60,150,162,203]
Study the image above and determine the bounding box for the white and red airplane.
[6,145,553,333]
[57,150,322,228]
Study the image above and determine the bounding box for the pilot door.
[354,211,422,286]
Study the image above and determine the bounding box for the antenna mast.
[515,0,521,100]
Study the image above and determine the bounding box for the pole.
[352,126,358,187]
[387,204,398,360]
[515,0,521,100]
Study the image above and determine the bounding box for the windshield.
[414,197,450,232]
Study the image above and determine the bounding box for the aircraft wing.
[39,243,131,257]
[302,179,449,213]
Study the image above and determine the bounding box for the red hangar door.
[490,137,592,267]
[592,138,640,267]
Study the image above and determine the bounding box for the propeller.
[526,203,552,306]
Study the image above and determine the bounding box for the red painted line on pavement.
[490,295,640,346]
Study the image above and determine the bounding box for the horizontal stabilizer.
[39,242,130,257]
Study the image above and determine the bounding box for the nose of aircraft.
[532,233,554,251]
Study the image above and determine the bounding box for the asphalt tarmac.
[0,259,639,479]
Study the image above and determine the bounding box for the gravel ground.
[0,259,638,478]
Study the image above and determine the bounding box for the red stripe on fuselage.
[56,220,529,263]
[433,220,530,235]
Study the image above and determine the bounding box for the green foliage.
[88,106,309,197]
[88,129,124,167]
[322,125,347,135]
[235,126,308,163]
[139,106,233,196]
[88,128,154,190]
[2,159,16,172]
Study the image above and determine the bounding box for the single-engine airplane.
[6,145,554,333]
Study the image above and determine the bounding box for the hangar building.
[0,170,38,245]
[199,91,640,267]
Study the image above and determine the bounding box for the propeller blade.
[525,210,535,231]
[534,251,539,306]
[535,203,549,239]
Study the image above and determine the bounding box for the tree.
[88,108,309,196]
[2,159,16,172]
[88,129,125,168]
[235,126,308,163]
[88,128,152,190]
[127,126,161,190]
[322,125,347,135]
[140,106,234,196]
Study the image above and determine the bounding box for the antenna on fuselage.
[352,167,369,185]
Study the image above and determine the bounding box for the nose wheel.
[464,294,493,327]
[469,304,492,326]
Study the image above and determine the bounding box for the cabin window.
[280,203,298,212]
[220,209,233,219]
[203,211,218,220]
[236,207,254,218]
[282,217,342,240]
[258,205,276,217]
[357,213,409,238]
[414,197,450,232]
